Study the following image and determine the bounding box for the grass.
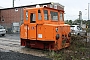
[45,35,90,60]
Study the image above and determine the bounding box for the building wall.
[0,8,21,28]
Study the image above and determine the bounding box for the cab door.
[28,10,37,40]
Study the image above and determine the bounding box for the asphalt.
[0,51,52,60]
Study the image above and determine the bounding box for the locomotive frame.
[20,7,71,50]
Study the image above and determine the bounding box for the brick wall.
[0,8,22,28]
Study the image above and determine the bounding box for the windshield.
[70,25,82,30]
[0,26,4,29]
[77,26,82,30]
[44,10,48,20]
[50,11,58,21]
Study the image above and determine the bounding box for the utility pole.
[13,0,14,7]
[20,8,23,25]
[85,3,90,47]
[79,11,82,26]
[88,3,90,20]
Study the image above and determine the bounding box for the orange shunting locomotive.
[20,6,71,50]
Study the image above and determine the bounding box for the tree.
[65,20,73,25]
[69,20,72,25]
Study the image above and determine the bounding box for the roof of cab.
[24,6,64,12]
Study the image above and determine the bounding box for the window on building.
[44,10,48,20]
[60,13,63,20]
[38,10,41,20]
[15,8,18,11]
[50,11,58,21]
[54,5,57,9]
[1,16,5,22]
[30,13,36,23]
[26,11,28,20]
[50,4,53,8]
[1,19,5,22]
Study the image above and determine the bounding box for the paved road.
[0,34,20,40]
[0,51,52,60]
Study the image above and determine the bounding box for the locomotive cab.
[20,7,70,50]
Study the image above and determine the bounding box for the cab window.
[26,11,28,20]
[38,10,41,20]
[30,13,36,23]
[50,11,58,21]
[44,10,48,20]
[60,13,63,21]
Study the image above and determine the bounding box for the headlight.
[56,27,58,32]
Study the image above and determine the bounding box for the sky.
[0,0,90,20]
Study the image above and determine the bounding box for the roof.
[24,6,64,12]
[0,6,3,9]
[0,2,64,10]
